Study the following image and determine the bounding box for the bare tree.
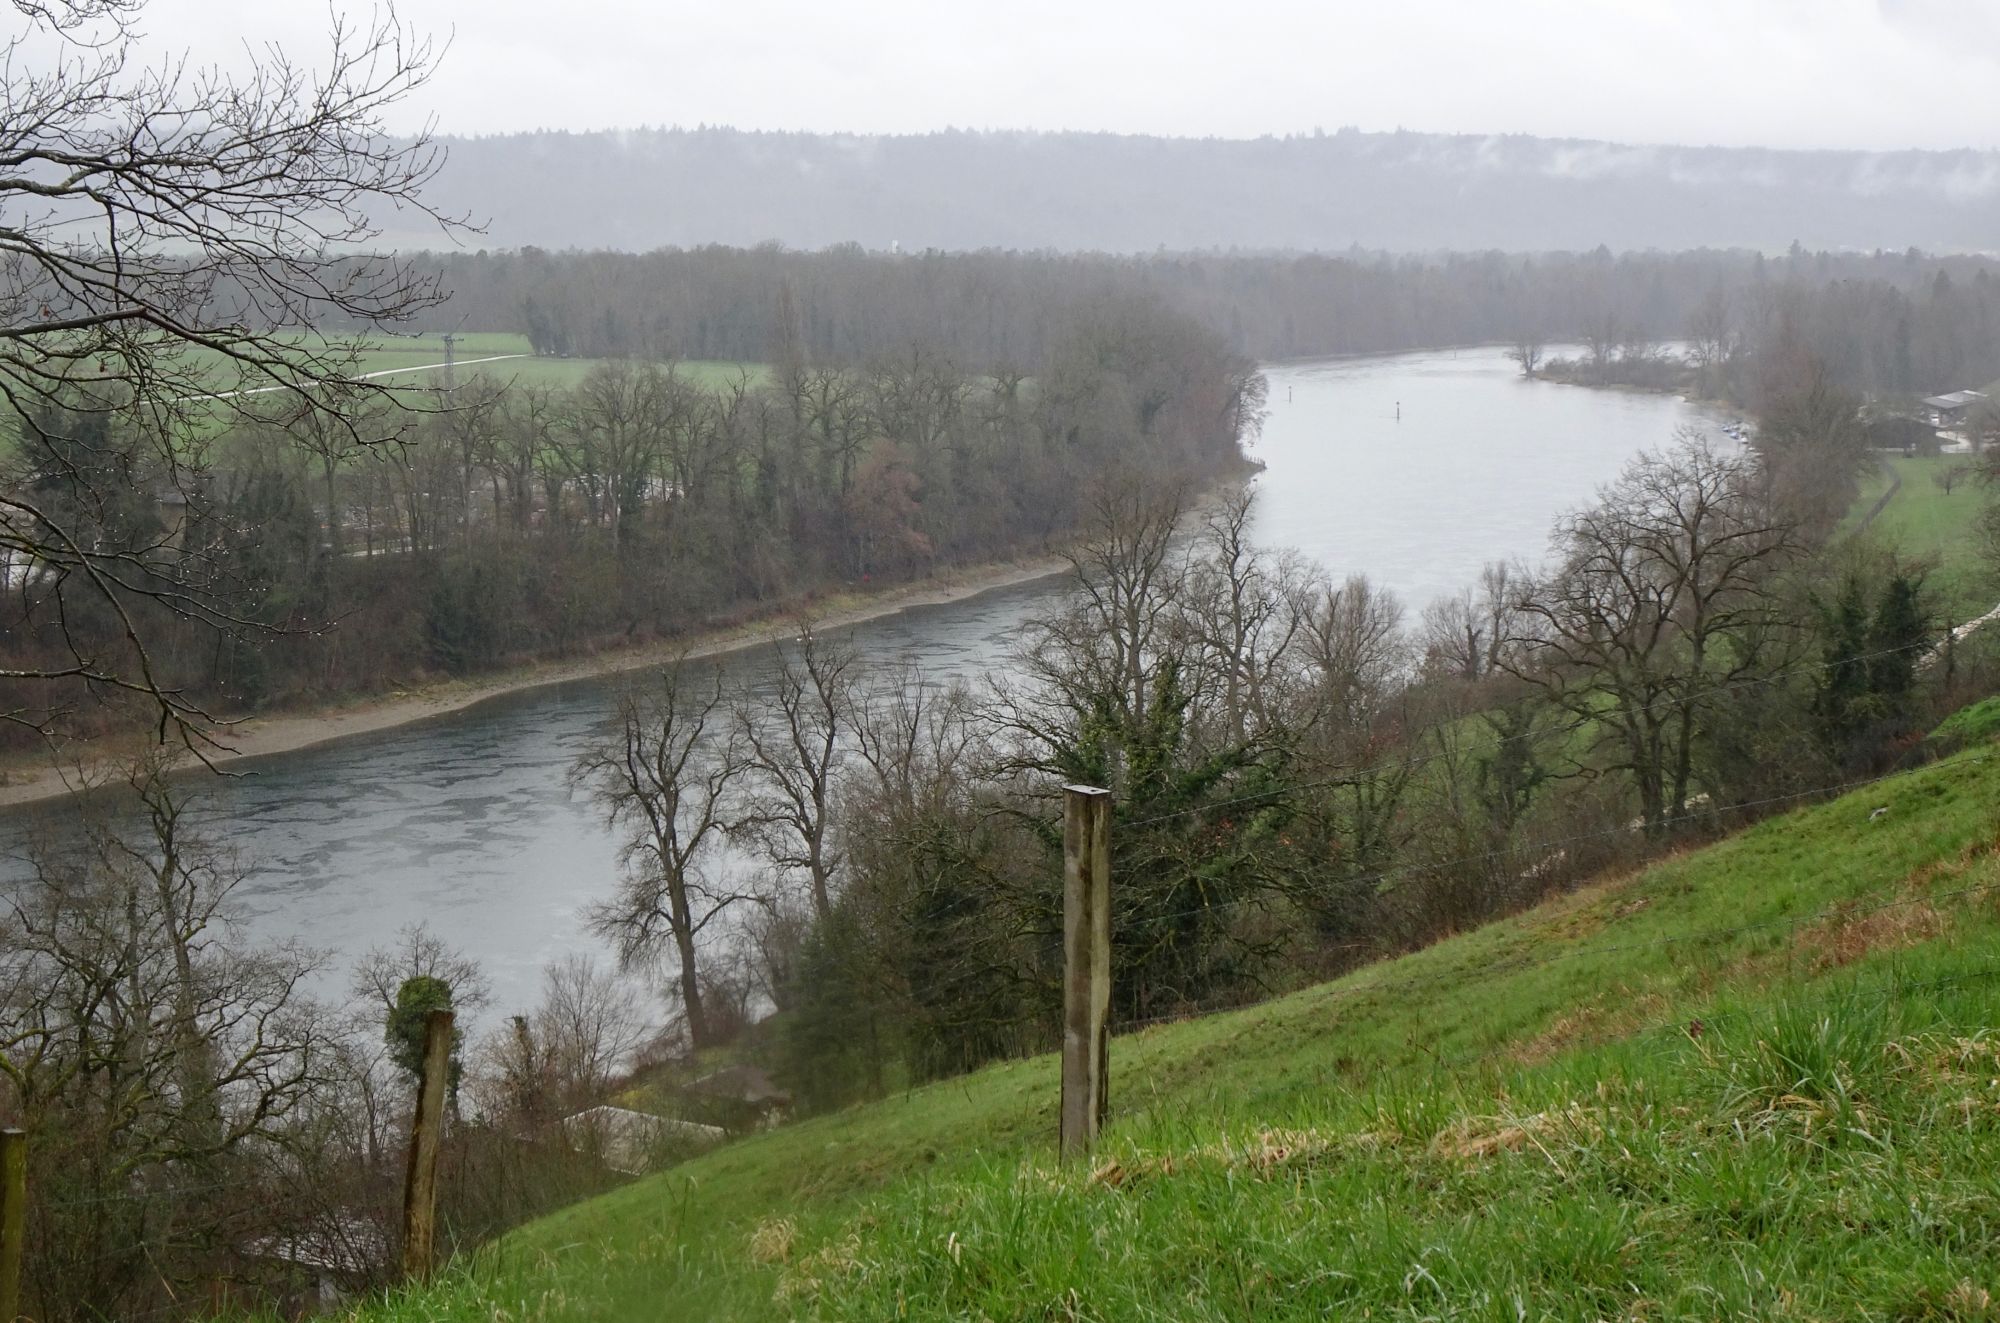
[1582,309,1621,380]
[1420,560,1523,684]
[1507,332,1545,379]
[0,754,345,1319]
[351,922,492,1027]
[737,623,853,920]
[1181,487,1304,744]
[1686,285,1736,394]
[1935,463,1974,497]
[0,0,459,746]
[575,659,749,1052]
[1294,573,1406,736]
[478,953,648,1127]
[1506,436,1803,835]
[1018,473,1188,779]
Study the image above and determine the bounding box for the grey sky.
[134,0,2000,151]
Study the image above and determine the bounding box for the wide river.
[0,348,1720,1016]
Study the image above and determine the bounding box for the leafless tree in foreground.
[0,0,459,748]
[0,751,349,1319]
[575,660,751,1052]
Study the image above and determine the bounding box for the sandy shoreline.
[0,554,1070,811]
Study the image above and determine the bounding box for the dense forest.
[386,126,2000,254]
[415,244,2000,398]
[0,273,1258,749]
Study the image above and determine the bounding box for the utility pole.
[1060,784,1112,1161]
[440,332,459,393]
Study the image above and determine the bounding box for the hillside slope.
[401,127,2000,254]
[363,743,2000,1320]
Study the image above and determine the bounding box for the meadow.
[1850,453,1992,622]
[197,331,764,393]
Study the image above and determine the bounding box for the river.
[0,348,1720,1016]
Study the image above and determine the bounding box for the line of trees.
[555,420,1984,1116]
[401,244,2000,403]
[1,294,1260,750]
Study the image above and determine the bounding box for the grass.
[349,731,2000,1321]
[190,331,765,394]
[1936,695,2000,745]
[1850,455,1993,622]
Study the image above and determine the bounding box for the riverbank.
[0,553,1070,811]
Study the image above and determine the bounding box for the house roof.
[244,1213,391,1276]
[1923,390,1988,410]
[562,1105,727,1174]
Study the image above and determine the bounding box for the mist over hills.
[400,126,2000,255]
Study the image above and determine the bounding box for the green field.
[1849,454,1992,622]
[352,721,2000,1321]
[166,331,763,399]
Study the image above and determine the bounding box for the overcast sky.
[129,0,2000,151]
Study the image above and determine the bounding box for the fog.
[131,0,2000,153]
[388,126,2000,255]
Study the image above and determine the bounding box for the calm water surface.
[0,349,1720,1014]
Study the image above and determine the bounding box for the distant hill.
[400,126,2000,255]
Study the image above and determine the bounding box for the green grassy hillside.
[360,740,2000,1321]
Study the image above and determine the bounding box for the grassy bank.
[353,729,2000,1320]
[1849,454,1991,621]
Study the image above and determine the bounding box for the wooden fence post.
[1060,784,1112,1161]
[0,1128,22,1323]
[401,1008,454,1279]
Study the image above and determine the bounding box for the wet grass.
[346,732,2000,1321]
[1851,455,1992,621]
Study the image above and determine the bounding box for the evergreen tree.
[1812,576,1873,754]
[1866,571,1929,715]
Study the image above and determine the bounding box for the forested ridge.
[386,125,2000,254]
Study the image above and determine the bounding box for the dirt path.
[0,555,1068,810]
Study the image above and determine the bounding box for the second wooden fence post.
[402,1008,454,1279]
[1060,784,1112,1161]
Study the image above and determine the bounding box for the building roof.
[244,1213,391,1276]
[562,1105,727,1175]
[1922,390,1988,411]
